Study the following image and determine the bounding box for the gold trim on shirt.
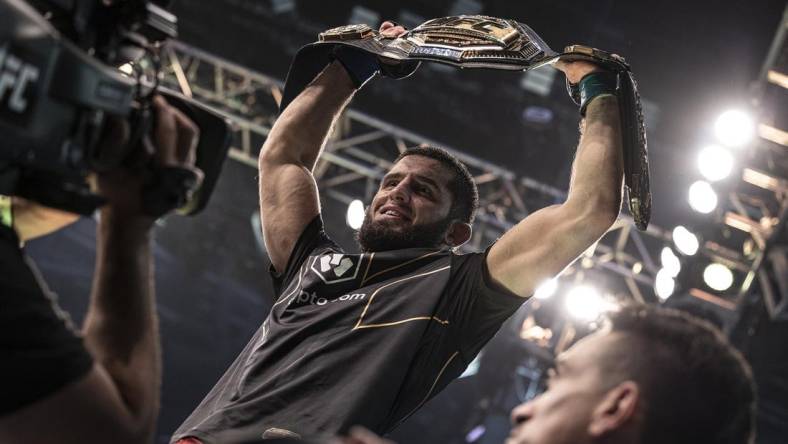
[353,265,451,330]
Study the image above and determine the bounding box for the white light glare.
[654,268,676,301]
[533,278,558,300]
[565,285,615,322]
[688,180,718,214]
[697,144,734,181]
[660,247,681,278]
[118,63,134,75]
[703,263,734,292]
[714,109,755,148]
[672,226,700,256]
[346,199,365,230]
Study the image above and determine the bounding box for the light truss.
[728,4,788,319]
[666,5,788,317]
[159,40,676,303]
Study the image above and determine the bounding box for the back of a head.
[606,305,756,444]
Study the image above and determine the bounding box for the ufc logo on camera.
[0,44,40,116]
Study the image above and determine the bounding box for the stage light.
[660,247,681,278]
[688,180,718,214]
[697,144,734,181]
[565,285,613,322]
[118,63,133,75]
[672,225,700,256]
[703,263,734,291]
[346,199,365,230]
[654,268,675,301]
[533,278,558,300]
[714,109,755,147]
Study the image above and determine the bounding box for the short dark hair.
[604,305,756,444]
[394,146,479,224]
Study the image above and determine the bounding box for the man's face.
[506,331,622,444]
[357,155,455,252]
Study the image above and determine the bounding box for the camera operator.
[0,96,201,444]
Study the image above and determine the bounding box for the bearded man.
[174,22,626,444]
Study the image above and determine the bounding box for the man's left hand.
[552,59,605,85]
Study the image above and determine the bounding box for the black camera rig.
[0,0,230,216]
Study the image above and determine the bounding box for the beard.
[356,211,453,252]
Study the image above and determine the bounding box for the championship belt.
[281,15,651,230]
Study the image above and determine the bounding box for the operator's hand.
[552,59,605,85]
[379,21,407,38]
[95,95,203,224]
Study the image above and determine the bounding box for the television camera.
[0,0,231,216]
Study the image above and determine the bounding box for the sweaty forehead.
[388,155,453,186]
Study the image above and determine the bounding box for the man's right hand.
[260,20,407,273]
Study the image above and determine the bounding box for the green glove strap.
[579,71,619,116]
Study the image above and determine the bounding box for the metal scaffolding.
[159,40,677,303]
[724,5,788,319]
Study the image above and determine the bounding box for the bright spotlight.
[565,285,614,322]
[654,268,676,301]
[118,63,134,75]
[672,225,700,256]
[533,278,558,300]
[697,144,734,181]
[660,247,681,278]
[714,109,755,147]
[688,180,718,214]
[703,263,734,291]
[346,199,365,230]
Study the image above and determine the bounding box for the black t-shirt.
[174,217,524,443]
[0,226,93,415]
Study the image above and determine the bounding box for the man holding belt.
[175,21,626,444]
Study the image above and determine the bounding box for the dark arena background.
[23,1,787,443]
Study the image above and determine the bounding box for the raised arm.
[260,22,406,273]
[259,61,356,273]
[0,97,200,444]
[487,61,624,297]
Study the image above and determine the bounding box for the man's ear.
[445,221,472,248]
[588,381,640,437]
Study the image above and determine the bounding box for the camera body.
[0,0,229,215]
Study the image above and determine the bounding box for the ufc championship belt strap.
[281,15,651,230]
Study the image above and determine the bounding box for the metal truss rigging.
[726,5,788,319]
